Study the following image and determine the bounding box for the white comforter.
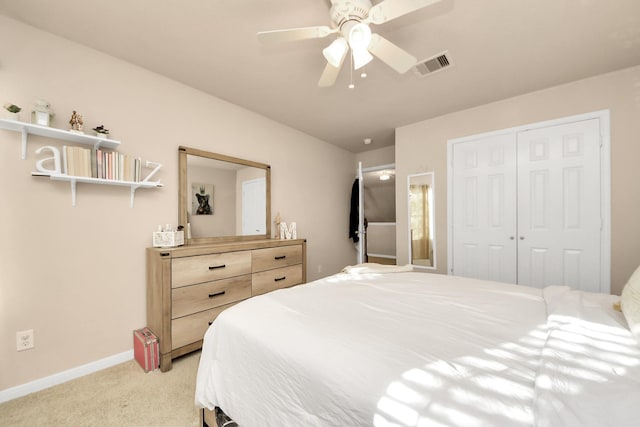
[195,272,640,427]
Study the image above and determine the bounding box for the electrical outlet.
[16,329,34,351]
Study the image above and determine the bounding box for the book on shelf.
[62,146,145,182]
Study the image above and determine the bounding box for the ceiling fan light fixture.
[352,48,373,70]
[348,22,372,51]
[346,22,373,70]
[322,38,348,68]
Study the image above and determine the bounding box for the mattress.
[195,271,640,426]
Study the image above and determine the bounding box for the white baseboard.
[0,350,133,404]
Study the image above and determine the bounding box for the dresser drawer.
[171,251,251,288]
[172,274,251,319]
[252,264,303,296]
[252,245,303,273]
[171,303,236,350]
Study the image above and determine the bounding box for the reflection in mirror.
[408,172,435,269]
[179,147,270,244]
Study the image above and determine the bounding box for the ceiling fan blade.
[318,62,343,87]
[257,26,336,44]
[366,0,442,25]
[368,33,417,74]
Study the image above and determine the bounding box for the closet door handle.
[519,236,525,240]
[274,276,286,282]
[509,236,515,240]
[209,264,226,270]
[208,291,226,299]
[274,255,286,260]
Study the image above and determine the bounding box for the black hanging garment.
[349,178,359,243]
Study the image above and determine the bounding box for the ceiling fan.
[257,0,442,87]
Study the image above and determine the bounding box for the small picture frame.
[32,110,51,126]
[192,183,213,215]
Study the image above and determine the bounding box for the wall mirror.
[179,146,271,244]
[408,172,436,269]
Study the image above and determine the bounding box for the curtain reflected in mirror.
[408,172,435,269]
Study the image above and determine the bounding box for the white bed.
[195,269,640,427]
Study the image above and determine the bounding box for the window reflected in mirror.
[408,172,435,269]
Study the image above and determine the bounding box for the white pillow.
[621,264,640,339]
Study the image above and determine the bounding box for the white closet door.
[451,133,517,283]
[517,119,602,291]
[242,178,266,235]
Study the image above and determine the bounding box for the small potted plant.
[3,103,22,121]
[92,125,110,138]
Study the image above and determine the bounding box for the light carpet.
[0,351,202,426]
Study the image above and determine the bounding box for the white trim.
[357,161,364,264]
[367,253,397,259]
[367,222,396,227]
[362,163,395,173]
[447,109,611,293]
[0,350,133,403]
[600,111,612,295]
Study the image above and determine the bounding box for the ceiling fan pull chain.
[349,51,355,89]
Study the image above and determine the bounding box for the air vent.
[414,51,452,77]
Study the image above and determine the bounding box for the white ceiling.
[2,0,639,153]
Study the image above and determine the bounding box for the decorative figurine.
[274,212,281,239]
[69,110,84,133]
[92,125,110,137]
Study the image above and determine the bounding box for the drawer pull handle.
[209,264,226,270]
[208,291,226,298]
[274,276,286,282]
[275,255,286,260]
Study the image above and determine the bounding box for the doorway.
[241,177,266,235]
[358,163,396,265]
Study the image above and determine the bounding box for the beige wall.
[396,65,640,296]
[0,16,356,391]
[355,145,395,169]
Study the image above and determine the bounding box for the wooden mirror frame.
[178,146,271,245]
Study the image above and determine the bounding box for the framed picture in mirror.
[192,183,214,215]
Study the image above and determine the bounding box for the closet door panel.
[517,119,601,291]
[451,134,517,283]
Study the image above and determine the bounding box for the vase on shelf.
[4,111,20,121]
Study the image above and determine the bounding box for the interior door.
[451,133,518,283]
[242,178,266,235]
[517,119,602,292]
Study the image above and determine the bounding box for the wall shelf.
[0,118,120,159]
[2,118,162,206]
[32,169,163,207]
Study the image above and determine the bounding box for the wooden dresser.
[146,238,306,371]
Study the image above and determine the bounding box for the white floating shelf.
[32,172,163,208]
[0,118,120,159]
